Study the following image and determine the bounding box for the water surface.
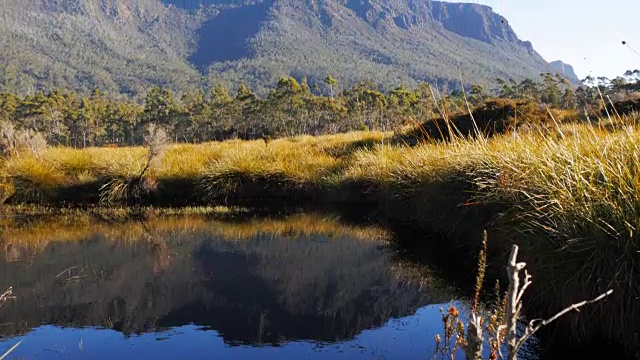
[0,213,466,359]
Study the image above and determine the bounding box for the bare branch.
[506,244,614,359]
[464,314,483,360]
[515,270,532,305]
[506,245,523,358]
[55,266,78,279]
[0,287,19,359]
[0,339,23,360]
[0,287,14,307]
[538,290,613,329]
[514,289,614,352]
[436,239,614,360]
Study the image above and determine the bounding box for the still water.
[0,213,466,359]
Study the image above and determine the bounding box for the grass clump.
[201,136,353,199]
[2,156,66,202]
[397,98,579,144]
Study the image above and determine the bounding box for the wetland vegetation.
[0,74,639,358]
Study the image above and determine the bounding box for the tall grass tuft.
[99,124,169,205]
[201,137,344,199]
[3,156,66,202]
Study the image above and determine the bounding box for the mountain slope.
[0,0,564,96]
[550,60,580,82]
[0,0,203,95]
[204,0,556,92]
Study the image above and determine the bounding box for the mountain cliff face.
[18,0,167,20]
[432,2,518,43]
[550,60,580,82]
[0,0,560,96]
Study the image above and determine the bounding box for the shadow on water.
[382,218,640,360]
[0,212,464,359]
[188,2,272,70]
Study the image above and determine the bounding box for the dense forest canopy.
[0,72,637,149]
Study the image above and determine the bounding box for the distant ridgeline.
[1,72,638,147]
[0,0,578,97]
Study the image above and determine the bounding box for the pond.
[0,213,468,360]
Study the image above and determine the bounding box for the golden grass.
[0,124,638,252]
[1,126,639,247]
[0,132,384,192]
[202,139,344,196]
[2,156,67,201]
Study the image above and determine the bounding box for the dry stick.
[505,245,614,360]
[513,289,614,353]
[0,287,21,360]
[464,314,483,360]
[0,339,23,360]
[506,245,526,358]
[55,266,77,279]
[0,287,14,307]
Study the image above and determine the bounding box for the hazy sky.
[443,0,640,80]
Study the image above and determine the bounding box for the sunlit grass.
[201,138,345,197]
[2,156,66,202]
[1,126,639,249]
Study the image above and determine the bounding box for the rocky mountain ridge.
[0,0,577,96]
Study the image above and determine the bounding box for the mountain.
[0,0,201,96]
[0,0,561,97]
[550,60,580,83]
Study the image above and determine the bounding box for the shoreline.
[1,127,639,356]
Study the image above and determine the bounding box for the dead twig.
[513,289,614,353]
[0,287,15,307]
[505,245,613,360]
[55,266,87,285]
[434,240,614,360]
[0,339,23,360]
[0,287,21,359]
[55,266,78,279]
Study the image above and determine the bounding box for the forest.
[1,71,638,150]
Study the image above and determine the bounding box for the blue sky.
[443,0,640,80]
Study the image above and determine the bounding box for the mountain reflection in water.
[0,213,463,359]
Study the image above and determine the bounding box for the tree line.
[0,72,638,148]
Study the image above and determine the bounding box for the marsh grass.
[201,139,344,199]
[0,120,639,350]
[2,156,66,202]
[0,132,388,205]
